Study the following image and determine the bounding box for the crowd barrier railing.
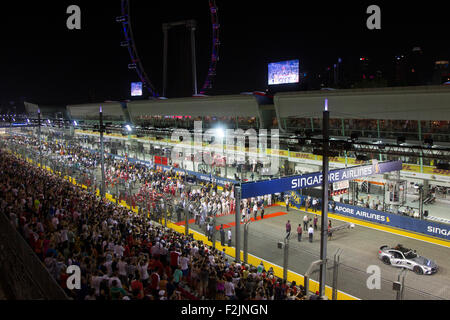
[0,212,69,300]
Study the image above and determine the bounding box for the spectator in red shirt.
[130,272,144,300]
[153,258,164,277]
[150,269,160,297]
[170,247,181,272]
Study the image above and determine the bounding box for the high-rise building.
[359,57,371,80]
[432,60,450,85]
[394,54,408,86]
[407,46,432,86]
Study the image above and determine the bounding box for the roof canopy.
[67,102,125,121]
[127,95,261,121]
[274,86,450,121]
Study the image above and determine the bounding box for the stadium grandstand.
[2,85,450,301]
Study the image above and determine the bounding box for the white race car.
[378,244,438,275]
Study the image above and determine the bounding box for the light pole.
[212,209,218,249]
[38,109,42,168]
[100,106,106,198]
[319,99,330,299]
[163,198,168,228]
[243,220,251,264]
[234,185,242,263]
[220,128,227,179]
[418,185,424,219]
[184,200,191,237]
[282,235,290,281]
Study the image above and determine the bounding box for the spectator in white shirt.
[308,225,314,243]
[109,271,123,289]
[138,257,150,287]
[224,279,235,299]
[114,243,125,257]
[178,254,190,280]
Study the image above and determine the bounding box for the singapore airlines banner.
[241,160,402,199]
[330,201,450,240]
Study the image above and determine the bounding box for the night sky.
[0,1,449,106]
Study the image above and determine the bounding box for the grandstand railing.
[0,212,69,300]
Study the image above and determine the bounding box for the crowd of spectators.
[10,132,437,228]
[9,135,265,233]
[0,142,309,300]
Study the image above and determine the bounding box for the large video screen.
[268,59,299,85]
[131,82,143,97]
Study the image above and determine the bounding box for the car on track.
[378,244,438,275]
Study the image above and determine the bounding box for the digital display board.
[333,180,350,191]
[268,59,299,85]
[131,82,143,97]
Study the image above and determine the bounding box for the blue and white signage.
[241,161,402,198]
[330,201,450,240]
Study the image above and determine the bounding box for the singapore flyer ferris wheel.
[117,0,221,99]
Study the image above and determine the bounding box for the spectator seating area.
[0,147,309,300]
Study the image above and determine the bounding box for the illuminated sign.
[131,82,143,97]
[268,60,299,85]
[241,161,402,198]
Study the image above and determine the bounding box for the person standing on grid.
[303,214,309,231]
[286,220,291,239]
[312,197,318,212]
[241,206,246,223]
[297,224,303,242]
[308,224,314,243]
